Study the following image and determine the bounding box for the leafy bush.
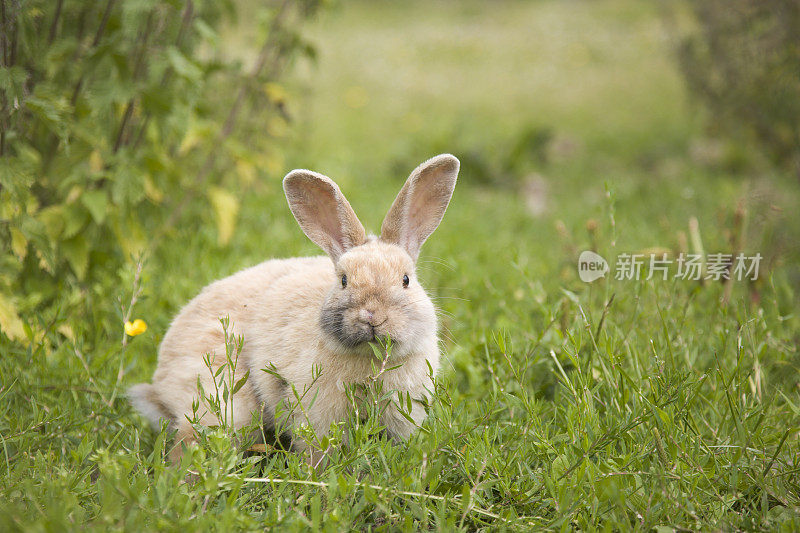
[0,0,321,339]
[678,0,800,174]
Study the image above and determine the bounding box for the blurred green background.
[1,0,799,529]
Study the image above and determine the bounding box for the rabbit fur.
[129,154,459,463]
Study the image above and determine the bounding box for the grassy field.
[3,0,800,530]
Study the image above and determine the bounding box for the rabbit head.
[283,154,459,358]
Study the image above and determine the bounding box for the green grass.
[3,0,800,530]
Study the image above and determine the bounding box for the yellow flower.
[124,319,148,337]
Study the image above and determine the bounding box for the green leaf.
[0,66,28,101]
[61,235,89,279]
[62,204,89,239]
[398,408,417,427]
[167,47,202,81]
[9,227,27,260]
[460,484,472,513]
[0,159,35,197]
[19,214,56,272]
[369,342,384,359]
[25,86,71,139]
[111,169,146,206]
[0,292,26,341]
[81,190,109,225]
[20,214,49,244]
[232,370,250,394]
[194,19,219,45]
[140,84,172,116]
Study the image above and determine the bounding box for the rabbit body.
[130,154,459,462]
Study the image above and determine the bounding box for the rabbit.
[129,154,459,464]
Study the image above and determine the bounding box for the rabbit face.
[320,239,436,354]
[283,154,459,357]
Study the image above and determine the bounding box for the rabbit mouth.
[320,307,382,349]
[337,325,386,349]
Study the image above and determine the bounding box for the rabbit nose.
[359,309,376,325]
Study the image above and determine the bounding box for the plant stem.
[70,0,117,106]
[48,0,64,44]
[107,257,144,407]
[113,10,156,153]
[131,0,195,152]
[1,0,7,67]
[241,476,520,526]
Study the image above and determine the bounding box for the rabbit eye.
[341,274,347,288]
[402,274,409,288]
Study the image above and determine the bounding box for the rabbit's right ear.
[381,154,459,261]
[283,170,366,261]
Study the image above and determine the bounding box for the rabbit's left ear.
[283,169,366,261]
[381,154,459,261]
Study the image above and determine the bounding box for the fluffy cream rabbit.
[129,154,459,463]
